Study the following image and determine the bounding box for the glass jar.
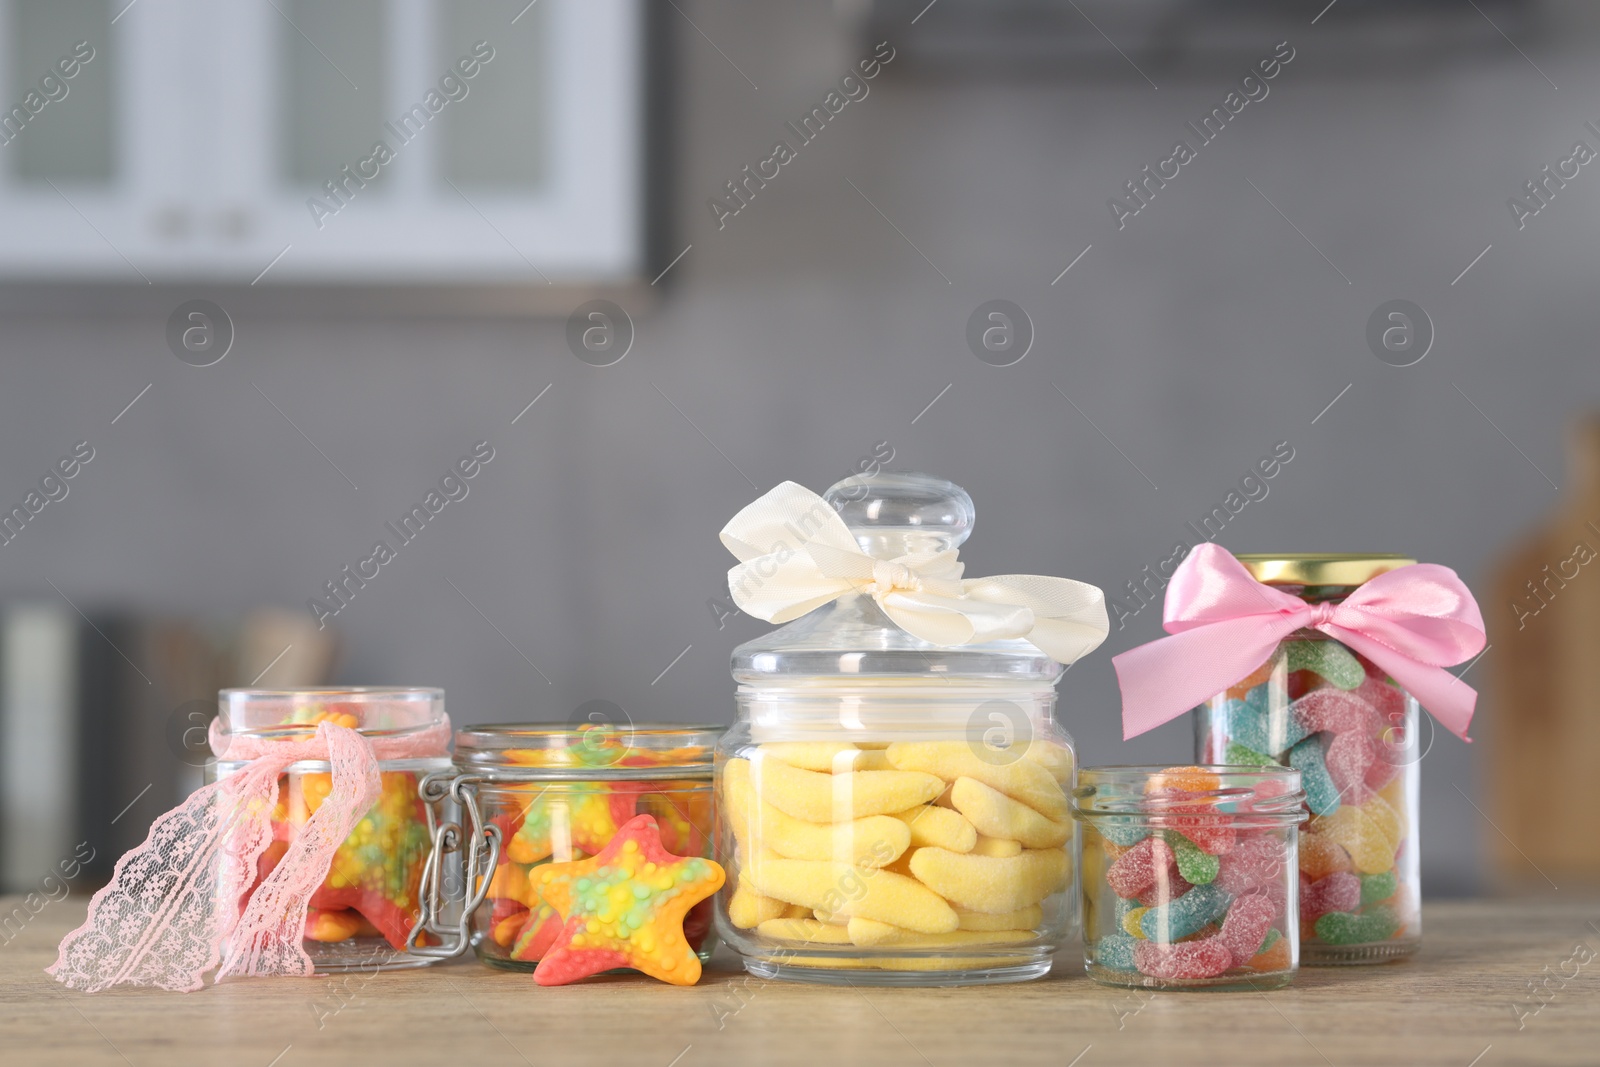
[715,473,1082,986]
[210,687,452,972]
[410,723,720,973]
[1193,554,1424,964]
[1073,765,1305,990]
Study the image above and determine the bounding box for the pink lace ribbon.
[48,715,451,992]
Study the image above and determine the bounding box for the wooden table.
[3,896,1596,1066]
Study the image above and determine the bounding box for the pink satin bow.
[1112,544,1487,741]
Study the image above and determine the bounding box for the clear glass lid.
[730,472,1063,685]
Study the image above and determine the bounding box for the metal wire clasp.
[405,771,500,959]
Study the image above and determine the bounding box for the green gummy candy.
[1286,640,1365,689]
[1359,870,1397,907]
[1225,741,1276,767]
[1259,927,1281,954]
[1314,905,1399,945]
[1161,831,1220,885]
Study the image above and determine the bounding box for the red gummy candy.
[1134,937,1235,980]
[1106,837,1176,899]
[1299,870,1361,922]
[1324,729,1377,806]
[1219,892,1278,965]
[1136,866,1193,908]
[1148,787,1236,856]
[1215,835,1286,898]
[1290,689,1379,736]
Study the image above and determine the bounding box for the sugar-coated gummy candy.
[971,835,1023,858]
[727,875,789,929]
[1285,640,1365,690]
[745,856,959,933]
[1215,834,1287,897]
[1288,734,1341,816]
[1289,689,1380,737]
[1106,836,1175,899]
[889,805,978,854]
[1218,891,1278,965]
[1249,932,1292,972]
[1314,904,1399,945]
[757,917,854,944]
[1225,741,1274,766]
[1134,937,1234,980]
[950,776,1072,849]
[1310,805,1395,875]
[1140,883,1232,942]
[1151,792,1238,856]
[845,919,1034,949]
[955,904,1042,931]
[1121,905,1149,939]
[884,742,1070,821]
[1163,831,1220,886]
[1359,869,1397,906]
[1145,766,1221,794]
[1136,867,1193,908]
[1099,823,1149,847]
[1226,657,1276,698]
[1019,741,1075,783]
[1323,728,1378,806]
[1097,932,1139,971]
[754,754,944,822]
[908,846,1068,914]
[1227,685,1310,757]
[1299,871,1361,922]
[751,796,911,867]
[1297,831,1352,881]
[760,742,865,772]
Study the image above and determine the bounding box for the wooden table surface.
[3,896,1596,1067]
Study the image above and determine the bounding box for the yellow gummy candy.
[1122,906,1149,939]
[760,742,860,773]
[890,805,978,853]
[885,741,1069,821]
[722,758,758,849]
[745,857,959,933]
[847,918,1035,948]
[954,904,1042,931]
[754,754,944,823]
[1311,805,1395,875]
[1358,792,1406,849]
[781,902,813,919]
[752,797,910,867]
[971,836,1023,858]
[756,918,853,944]
[727,875,788,929]
[908,846,1069,914]
[950,777,1072,849]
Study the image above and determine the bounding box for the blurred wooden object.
[1487,416,1600,887]
[231,607,339,689]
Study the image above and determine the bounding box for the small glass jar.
[1074,765,1305,990]
[410,724,720,973]
[210,687,451,972]
[715,474,1080,986]
[1193,554,1424,964]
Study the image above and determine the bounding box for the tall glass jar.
[1193,554,1423,964]
[409,724,720,974]
[210,688,452,972]
[715,474,1080,986]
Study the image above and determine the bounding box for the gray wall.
[6,2,1600,895]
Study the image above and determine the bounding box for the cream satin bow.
[720,482,1110,664]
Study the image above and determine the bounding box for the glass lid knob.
[823,471,974,559]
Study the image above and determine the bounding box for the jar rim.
[1072,764,1305,822]
[1234,553,1415,587]
[216,687,446,740]
[453,723,721,777]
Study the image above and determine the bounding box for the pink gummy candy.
[1324,729,1377,806]
[1300,870,1361,922]
[1219,892,1278,966]
[1214,834,1286,897]
[1148,787,1236,856]
[1134,937,1235,980]
[1107,837,1175,899]
[1290,689,1380,736]
[1136,865,1193,908]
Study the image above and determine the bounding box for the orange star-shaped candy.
[532,814,724,986]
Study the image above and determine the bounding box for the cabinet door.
[212,0,644,284]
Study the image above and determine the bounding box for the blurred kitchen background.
[1,0,1597,898]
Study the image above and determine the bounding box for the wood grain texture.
[2,896,1597,1066]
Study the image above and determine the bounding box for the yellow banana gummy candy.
[908,846,1069,913]
[950,777,1072,849]
[745,856,959,933]
[753,754,943,823]
[884,741,1068,820]
[889,805,978,853]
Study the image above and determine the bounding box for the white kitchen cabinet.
[0,0,644,285]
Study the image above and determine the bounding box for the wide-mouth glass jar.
[409,723,720,973]
[1074,765,1305,990]
[1194,554,1423,964]
[715,474,1081,986]
[210,687,451,972]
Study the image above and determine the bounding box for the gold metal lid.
[1234,553,1416,587]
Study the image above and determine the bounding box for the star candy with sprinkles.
[532,813,725,986]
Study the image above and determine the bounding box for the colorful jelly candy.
[1359,870,1397,906]
[1105,836,1176,899]
[1288,735,1341,816]
[1299,871,1361,922]
[1227,686,1310,757]
[532,814,725,986]
[1097,932,1139,971]
[1289,689,1379,737]
[1214,834,1286,898]
[1139,883,1232,942]
[1218,891,1277,964]
[1314,904,1399,945]
[1297,832,1353,881]
[1323,728,1378,806]
[1225,741,1274,766]
[1133,937,1234,980]
[1163,832,1220,886]
[1285,639,1365,690]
